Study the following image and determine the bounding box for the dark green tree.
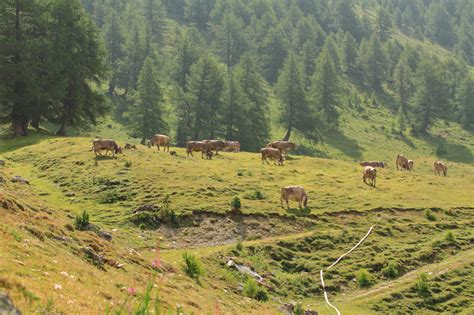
[339,32,358,75]
[213,12,247,71]
[375,6,392,42]
[393,54,413,113]
[412,59,450,133]
[333,0,360,40]
[310,46,340,130]
[185,53,224,139]
[427,4,456,48]
[260,26,288,83]
[128,57,167,143]
[359,34,386,90]
[184,0,215,31]
[276,53,315,141]
[459,75,474,129]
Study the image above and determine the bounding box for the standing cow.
[261,148,284,165]
[433,161,448,176]
[363,166,377,187]
[280,186,308,209]
[203,140,225,155]
[267,141,296,158]
[148,134,170,152]
[396,154,413,170]
[92,139,122,157]
[186,141,212,159]
[224,141,240,152]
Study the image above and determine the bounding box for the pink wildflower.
[127,287,137,295]
[151,258,162,268]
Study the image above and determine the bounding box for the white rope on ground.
[319,226,374,315]
[320,270,341,315]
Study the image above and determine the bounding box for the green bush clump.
[416,273,430,296]
[230,197,241,212]
[425,210,437,221]
[75,210,90,230]
[356,269,374,288]
[124,160,132,168]
[445,231,456,243]
[236,241,244,252]
[182,252,203,280]
[243,278,268,301]
[382,262,399,279]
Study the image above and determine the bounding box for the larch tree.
[128,57,167,143]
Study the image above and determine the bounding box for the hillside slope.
[1,134,473,314]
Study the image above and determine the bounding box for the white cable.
[319,226,374,315]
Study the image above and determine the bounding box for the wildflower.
[127,287,137,295]
[54,284,62,290]
[151,258,162,268]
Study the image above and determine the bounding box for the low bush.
[425,210,437,221]
[416,273,430,296]
[230,197,241,212]
[182,252,203,280]
[356,269,374,288]
[243,278,268,301]
[382,262,399,279]
[445,231,456,244]
[75,210,90,230]
[124,160,132,168]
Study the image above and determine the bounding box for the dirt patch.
[157,211,316,249]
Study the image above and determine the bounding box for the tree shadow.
[94,155,116,161]
[0,129,54,154]
[325,129,363,160]
[421,133,473,163]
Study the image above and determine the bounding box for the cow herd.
[91,136,449,209]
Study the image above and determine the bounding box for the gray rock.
[0,160,5,167]
[0,292,21,315]
[11,176,29,185]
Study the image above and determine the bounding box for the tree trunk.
[283,126,292,141]
[12,117,27,136]
[56,101,71,136]
[31,118,40,129]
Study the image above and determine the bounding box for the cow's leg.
[280,195,284,208]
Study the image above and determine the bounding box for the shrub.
[294,302,304,315]
[245,190,265,200]
[382,262,399,279]
[356,269,374,288]
[416,273,430,296]
[445,231,456,243]
[425,210,437,221]
[75,210,90,230]
[243,278,268,301]
[235,241,244,252]
[436,142,447,156]
[124,160,132,168]
[230,197,241,212]
[182,252,203,280]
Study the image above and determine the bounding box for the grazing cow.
[267,141,296,157]
[261,147,284,165]
[224,141,240,152]
[124,143,137,150]
[395,154,412,170]
[433,161,448,176]
[186,141,211,159]
[363,166,377,187]
[203,140,225,155]
[280,186,308,209]
[360,161,386,168]
[92,139,122,157]
[148,134,170,152]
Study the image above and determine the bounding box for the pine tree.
[276,53,316,141]
[222,71,245,140]
[104,7,124,94]
[310,46,340,130]
[393,54,413,113]
[184,0,215,31]
[234,53,270,151]
[427,4,456,48]
[412,59,450,133]
[185,53,224,140]
[359,33,386,90]
[333,0,360,40]
[375,6,392,42]
[339,32,358,75]
[260,26,288,83]
[128,57,167,143]
[459,75,474,129]
[213,12,247,71]
[142,0,166,44]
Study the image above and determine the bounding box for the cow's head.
[408,160,414,170]
[115,146,123,154]
[290,142,296,150]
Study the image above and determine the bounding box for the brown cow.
[92,139,122,157]
[267,141,296,158]
[148,134,170,152]
[280,186,308,209]
[433,161,448,176]
[363,166,377,187]
[186,141,211,159]
[224,141,240,152]
[396,154,412,170]
[360,161,386,168]
[203,140,225,155]
[261,147,284,165]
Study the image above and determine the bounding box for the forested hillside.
[2,0,474,154]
